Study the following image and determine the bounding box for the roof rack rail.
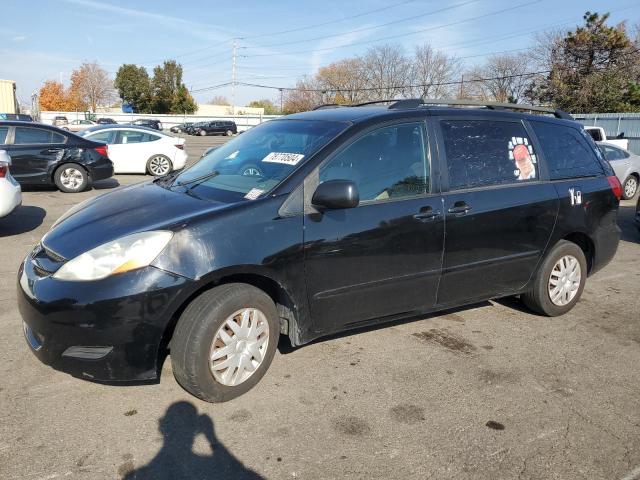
[351,99,406,107]
[391,98,573,120]
[312,104,345,110]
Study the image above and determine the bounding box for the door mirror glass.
[312,180,359,210]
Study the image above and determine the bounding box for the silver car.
[598,142,640,200]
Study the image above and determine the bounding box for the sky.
[0,0,638,108]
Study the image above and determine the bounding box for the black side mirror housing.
[312,180,359,210]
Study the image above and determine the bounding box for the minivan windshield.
[167,119,348,202]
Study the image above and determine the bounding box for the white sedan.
[0,150,22,218]
[79,126,187,176]
[62,119,98,132]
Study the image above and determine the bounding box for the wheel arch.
[50,161,90,183]
[158,269,301,364]
[562,232,595,274]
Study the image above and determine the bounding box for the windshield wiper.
[174,170,220,188]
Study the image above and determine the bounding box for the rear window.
[441,119,539,190]
[531,122,603,180]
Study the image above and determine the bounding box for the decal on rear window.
[262,152,305,165]
[508,137,537,180]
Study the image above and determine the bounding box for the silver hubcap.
[209,308,269,386]
[149,156,170,175]
[60,168,83,190]
[624,177,637,198]
[548,255,581,306]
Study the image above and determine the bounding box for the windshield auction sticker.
[244,188,264,200]
[262,152,305,165]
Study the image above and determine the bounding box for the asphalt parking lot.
[1,134,639,480]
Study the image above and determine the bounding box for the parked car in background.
[0,121,113,192]
[184,122,205,135]
[170,122,193,133]
[97,118,117,125]
[585,126,629,150]
[62,119,97,132]
[17,100,621,402]
[79,125,186,176]
[597,142,640,199]
[195,120,237,136]
[635,196,640,233]
[0,113,33,122]
[0,150,21,217]
[131,119,163,131]
[52,116,68,127]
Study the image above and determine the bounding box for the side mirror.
[312,180,359,210]
[0,150,11,166]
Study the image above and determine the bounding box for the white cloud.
[12,35,27,43]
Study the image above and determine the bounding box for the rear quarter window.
[531,122,603,180]
[0,126,8,144]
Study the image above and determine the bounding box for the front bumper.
[17,253,194,382]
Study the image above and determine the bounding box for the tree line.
[282,12,640,114]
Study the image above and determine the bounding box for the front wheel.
[226,129,234,137]
[171,283,280,402]
[622,175,638,200]
[147,155,173,176]
[521,240,587,316]
[199,129,207,136]
[54,163,89,193]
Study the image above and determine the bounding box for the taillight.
[0,163,6,178]
[175,144,184,150]
[94,145,108,157]
[607,175,622,200]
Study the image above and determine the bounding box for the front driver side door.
[303,120,444,333]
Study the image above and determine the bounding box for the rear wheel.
[226,129,234,137]
[54,163,89,193]
[522,240,587,316]
[622,175,638,200]
[146,155,172,176]
[171,283,280,402]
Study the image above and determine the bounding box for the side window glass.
[118,130,144,144]
[440,120,538,190]
[141,133,160,142]
[319,122,429,202]
[51,132,66,144]
[0,126,8,144]
[14,127,54,144]
[531,122,603,180]
[89,131,115,143]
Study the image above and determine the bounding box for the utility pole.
[279,88,283,114]
[231,39,237,119]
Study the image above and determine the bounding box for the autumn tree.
[466,53,533,103]
[69,62,115,111]
[208,95,230,105]
[360,44,412,99]
[115,64,153,113]
[282,76,323,113]
[39,81,70,111]
[316,58,369,104]
[528,12,640,112]
[409,44,462,99]
[248,99,279,114]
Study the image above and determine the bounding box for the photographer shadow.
[124,401,262,480]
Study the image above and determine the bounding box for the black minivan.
[196,120,238,136]
[18,100,621,402]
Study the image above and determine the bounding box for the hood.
[43,181,230,260]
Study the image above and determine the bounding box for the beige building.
[196,104,265,116]
[0,79,18,114]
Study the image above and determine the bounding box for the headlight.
[53,231,173,281]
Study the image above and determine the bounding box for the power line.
[239,0,418,40]
[248,0,479,49]
[243,1,541,58]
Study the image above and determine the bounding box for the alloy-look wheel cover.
[624,177,637,198]
[60,167,84,190]
[209,308,269,386]
[149,156,170,176]
[548,255,581,306]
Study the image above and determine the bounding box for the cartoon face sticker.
[508,137,537,180]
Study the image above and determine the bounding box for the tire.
[171,283,280,403]
[146,155,173,176]
[226,129,233,137]
[199,129,207,136]
[521,240,587,316]
[54,163,89,193]
[622,175,638,200]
